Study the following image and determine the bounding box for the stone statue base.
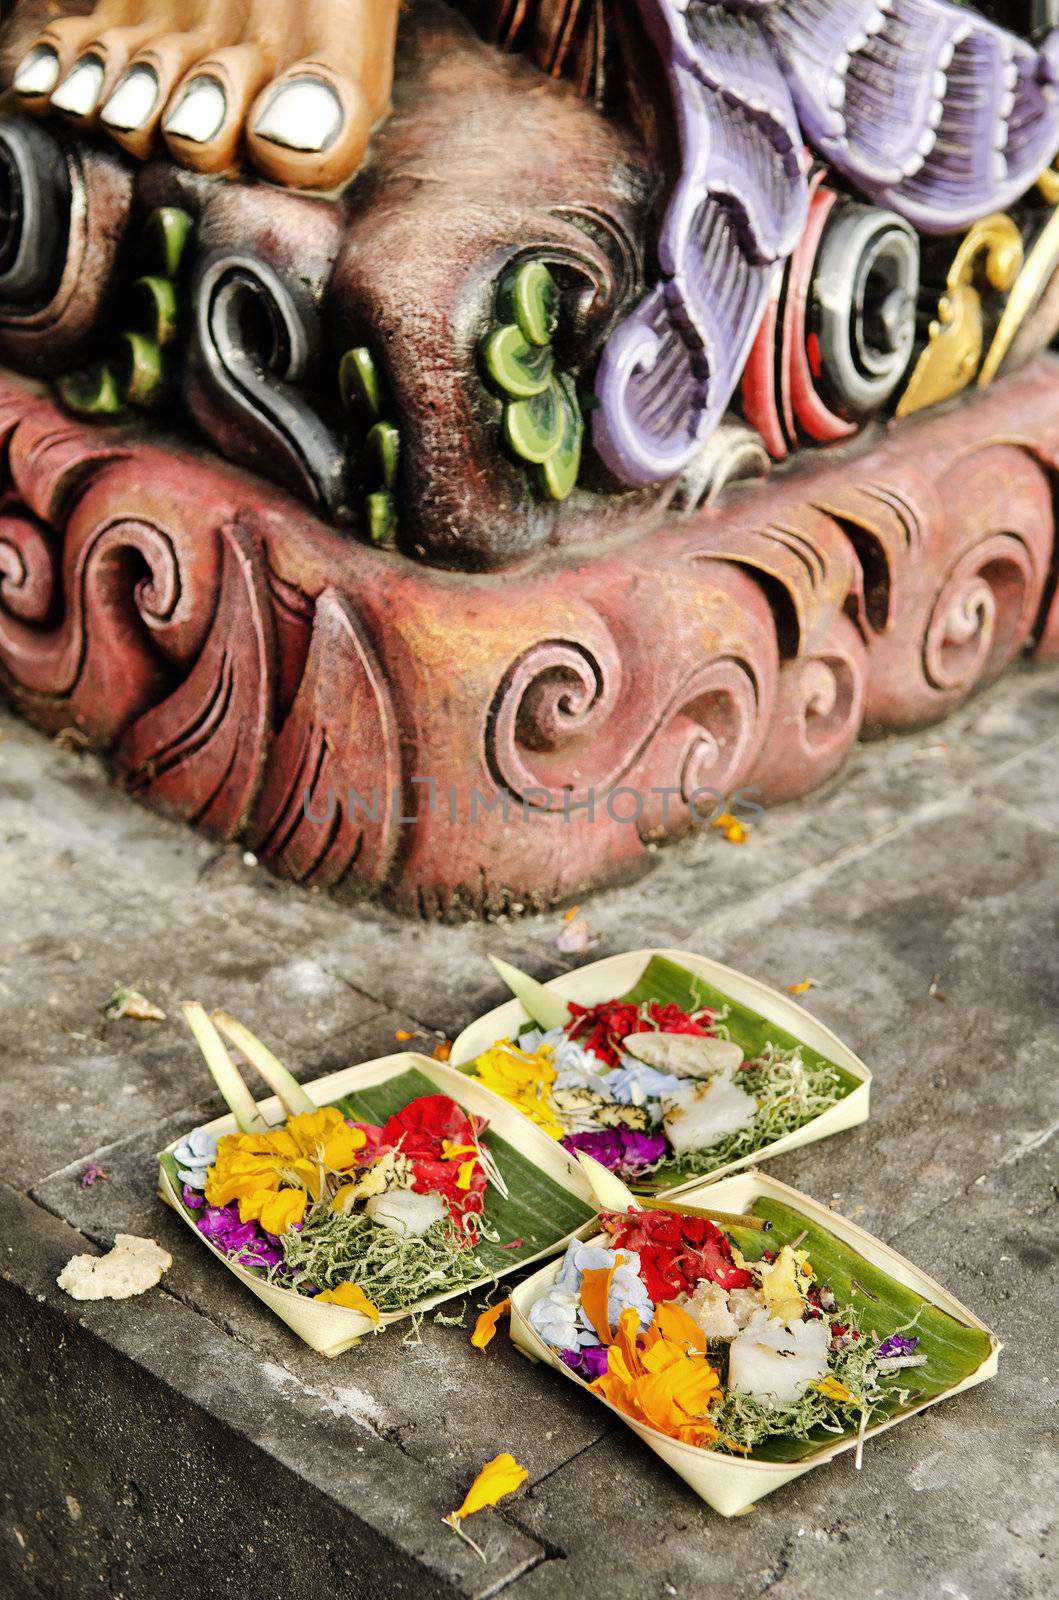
[2,361,1056,917]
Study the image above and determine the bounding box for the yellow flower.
[238,1186,307,1235]
[760,1245,814,1325]
[814,1375,854,1403]
[470,1299,511,1352]
[316,1282,380,1322]
[455,1158,479,1191]
[447,1453,528,1524]
[204,1144,283,1208]
[473,1041,563,1140]
[265,1107,366,1173]
[589,1306,722,1450]
[442,1140,477,1162]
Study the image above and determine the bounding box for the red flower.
[345,1120,388,1165]
[566,999,714,1068]
[381,1095,489,1218]
[601,1208,753,1300]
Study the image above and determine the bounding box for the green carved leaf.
[539,375,584,501]
[366,420,400,490]
[339,346,386,424]
[115,331,166,410]
[499,260,560,347]
[140,207,192,279]
[366,490,396,544]
[57,361,125,418]
[504,376,566,465]
[481,324,555,399]
[129,275,180,347]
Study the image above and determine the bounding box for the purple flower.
[562,1128,667,1179]
[560,1344,611,1381]
[182,1184,205,1211]
[196,1202,284,1268]
[876,1333,919,1360]
[80,1163,108,1189]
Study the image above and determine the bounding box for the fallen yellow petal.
[316,1281,380,1321]
[470,1298,511,1351]
[394,1029,414,1042]
[449,1453,528,1522]
[814,1375,854,1403]
[786,978,817,996]
[710,812,750,844]
[433,1040,453,1062]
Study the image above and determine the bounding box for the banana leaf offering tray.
[159,1008,595,1356]
[510,1167,999,1517]
[452,950,871,1194]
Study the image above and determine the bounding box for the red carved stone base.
[1,362,1057,916]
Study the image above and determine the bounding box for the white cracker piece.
[58,1235,173,1301]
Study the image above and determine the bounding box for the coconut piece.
[57,1234,172,1301]
[365,1189,448,1236]
[728,1286,765,1329]
[623,1032,744,1078]
[661,1072,757,1155]
[684,1281,740,1340]
[728,1311,830,1405]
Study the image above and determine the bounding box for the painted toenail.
[163,77,227,144]
[252,78,343,154]
[101,66,161,131]
[50,55,106,117]
[14,45,60,96]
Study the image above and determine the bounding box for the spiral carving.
[0,115,133,375]
[742,178,919,460]
[488,636,622,806]
[748,615,867,804]
[923,535,1039,695]
[0,504,57,624]
[188,250,354,523]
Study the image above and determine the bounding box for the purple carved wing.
[593,1,807,485]
[764,0,1059,232]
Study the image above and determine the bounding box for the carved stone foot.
[12,0,401,190]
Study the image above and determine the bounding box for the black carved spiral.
[811,200,920,420]
[0,115,72,310]
[189,250,354,522]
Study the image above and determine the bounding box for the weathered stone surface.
[2,653,1058,1598]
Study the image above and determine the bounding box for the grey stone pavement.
[2,660,1058,1600]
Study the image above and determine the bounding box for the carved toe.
[100,64,161,131]
[50,54,107,117]
[163,75,229,144]
[14,45,61,98]
[251,77,345,153]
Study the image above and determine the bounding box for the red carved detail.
[1,366,1058,914]
[117,523,277,840]
[748,614,867,805]
[247,589,401,888]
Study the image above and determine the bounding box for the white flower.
[174,1126,218,1190]
[533,1241,654,1351]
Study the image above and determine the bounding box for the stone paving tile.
[502,1148,1058,1600]
[0,1182,544,1599]
[32,1104,612,1488]
[977,736,1059,834]
[4,662,1059,1600]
